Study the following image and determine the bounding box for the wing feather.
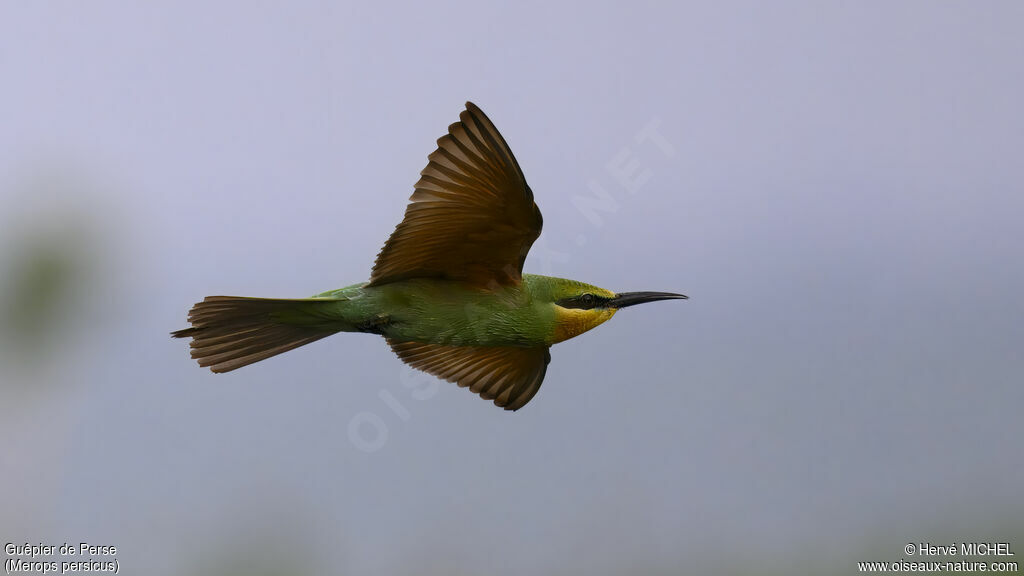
[388,340,551,411]
[369,102,542,288]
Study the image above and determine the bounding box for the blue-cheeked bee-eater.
[173,102,687,410]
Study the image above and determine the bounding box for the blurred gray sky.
[2,1,1022,575]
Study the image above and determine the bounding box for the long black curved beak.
[609,291,688,309]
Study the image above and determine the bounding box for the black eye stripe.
[556,293,609,309]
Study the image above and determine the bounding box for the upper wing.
[369,102,543,288]
[388,340,551,411]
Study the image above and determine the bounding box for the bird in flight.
[173,102,687,410]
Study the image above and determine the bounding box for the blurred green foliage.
[0,172,104,393]
[3,234,79,352]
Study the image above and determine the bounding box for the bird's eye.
[580,293,595,306]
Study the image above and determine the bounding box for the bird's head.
[536,277,687,343]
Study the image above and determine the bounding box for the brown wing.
[388,340,551,411]
[369,102,543,288]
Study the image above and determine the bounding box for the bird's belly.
[382,308,543,347]
[366,280,548,347]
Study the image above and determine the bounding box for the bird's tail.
[171,296,345,373]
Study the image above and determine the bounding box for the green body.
[292,274,598,347]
